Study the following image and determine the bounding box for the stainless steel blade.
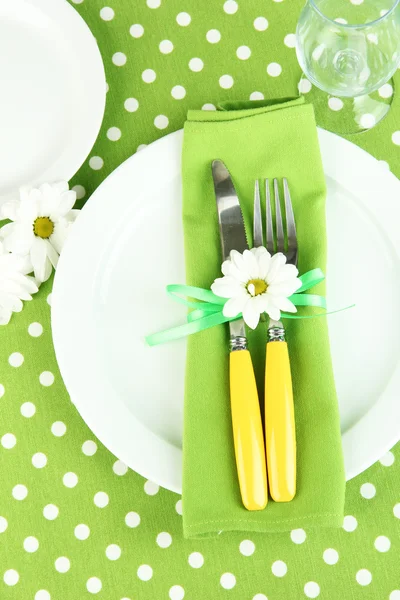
[211,159,247,345]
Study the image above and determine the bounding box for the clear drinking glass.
[296,0,400,133]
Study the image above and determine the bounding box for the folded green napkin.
[181,97,345,538]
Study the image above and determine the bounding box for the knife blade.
[211,159,268,511]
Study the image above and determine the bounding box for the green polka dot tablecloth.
[1,1,400,598]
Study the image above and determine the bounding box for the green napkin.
[181,97,345,538]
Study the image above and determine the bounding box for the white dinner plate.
[0,0,105,202]
[52,129,400,494]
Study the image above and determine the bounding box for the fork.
[253,178,297,502]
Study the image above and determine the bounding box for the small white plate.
[0,0,105,202]
[52,129,400,493]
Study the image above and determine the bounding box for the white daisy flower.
[211,247,302,330]
[0,182,78,283]
[0,241,38,325]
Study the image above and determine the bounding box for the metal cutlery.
[253,177,297,502]
[212,160,268,511]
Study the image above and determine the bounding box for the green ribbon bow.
[146,268,338,346]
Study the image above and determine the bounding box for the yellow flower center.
[247,278,267,296]
[33,216,54,239]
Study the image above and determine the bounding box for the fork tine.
[265,179,274,254]
[274,179,285,253]
[253,180,263,247]
[283,178,298,265]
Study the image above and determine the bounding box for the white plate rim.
[0,0,106,201]
[52,128,400,493]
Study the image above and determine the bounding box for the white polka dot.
[9,352,24,367]
[125,511,141,527]
[189,58,203,72]
[176,12,191,26]
[335,18,348,24]
[32,452,47,468]
[129,24,144,38]
[239,539,255,556]
[124,98,139,113]
[171,85,186,99]
[253,595,268,600]
[224,0,238,14]
[254,17,268,31]
[23,536,39,553]
[46,293,52,306]
[74,524,90,540]
[82,440,97,456]
[271,560,287,577]
[219,74,234,88]
[188,552,204,568]
[379,450,395,466]
[137,144,147,152]
[55,557,70,573]
[113,460,128,475]
[12,484,28,500]
[360,482,376,499]
[137,565,153,581]
[206,29,221,43]
[392,131,400,145]
[20,402,36,417]
[393,503,400,518]
[159,40,173,54]
[154,115,169,129]
[236,46,251,60]
[144,480,159,495]
[0,384,4,398]
[298,79,312,93]
[356,569,372,586]
[100,7,114,20]
[379,83,393,98]
[250,91,264,100]
[0,516,8,533]
[343,515,358,531]
[328,97,344,111]
[43,504,59,520]
[202,103,216,110]
[147,0,161,7]
[87,577,102,594]
[142,68,156,83]
[72,185,86,200]
[381,8,389,16]
[112,52,127,66]
[51,421,66,437]
[105,82,109,93]
[284,33,296,48]
[169,585,185,600]
[390,592,400,600]
[63,472,78,488]
[3,569,19,586]
[267,62,282,77]
[94,491,109,507]
[1,433,16,449]
[360,113,376,129]
[175,499,182,514]
[89,156,104,170]
[35,591,51,600]
[378,160,390,171]
[323,548,339,565]
[106,544,121,560]
[374,535,390,552]
[107,127,122,141]
[290,529,306,544]
[28,322,43,337]
[220,573,236,589]
[70,0,83,3]
[39,371,54,386]
[156,532,172,548]
[350,0,364,4]
[304,582,320,598]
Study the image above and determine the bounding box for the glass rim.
[309,0,400,29]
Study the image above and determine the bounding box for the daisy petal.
[45,240,59,269]
[230,249,246,271]
[242,249,259,278]
[223,293,248,318]
[53,191,76,219]
[0,307,12,325]
[242,298,262,329]
[269,263,299,283]
[1,202,19,221]
[258,250,272,279]
[50,222,68,255]
[30,237,48,282]
[272,296,297,313]
[266,252,286,283]
[268,280,302,297]
[211,276,243,298]
[265,303,281,321]
[221,259,247,282]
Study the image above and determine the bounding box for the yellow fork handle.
[230,350,268,511]
[265,341,296,502]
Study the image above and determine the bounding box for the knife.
[212,160,268,511]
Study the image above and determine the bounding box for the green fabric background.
[1,0,400,599]
[182,98,345,537]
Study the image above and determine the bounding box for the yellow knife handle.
[230,350,268,511]
[265,341,296,502]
